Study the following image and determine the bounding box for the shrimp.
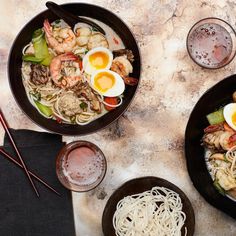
[88,32,109,50]
[111,55,138,86]
[75,27,91,46]
[111,56,133,77]
[50,52,82,88]
[43,19,76,54]
[113,49,134,62]
[202,122,236,151]
[202,130,234,151]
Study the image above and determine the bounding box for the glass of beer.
[187,17,236,69]
[56,141,107,192]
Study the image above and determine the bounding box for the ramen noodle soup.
[202,91,236,200]
[21,18,138,125]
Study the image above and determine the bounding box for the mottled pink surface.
[0,0,236,235]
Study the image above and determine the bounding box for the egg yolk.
[232,111,236,126]
[89,52,109,70]
[94,72,115,93]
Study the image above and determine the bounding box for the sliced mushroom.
[72,81,101,113]
[30,64,49,85]
[90,92,101,113]
[91,100,101,113]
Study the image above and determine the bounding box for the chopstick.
[0,109,39,197]
[0,148,60,196]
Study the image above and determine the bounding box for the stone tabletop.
[0,0,236,235]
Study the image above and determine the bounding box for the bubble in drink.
[187,23,233,68]
[62,146,105,186]
[56,141,106,192]
[62,146,104,186]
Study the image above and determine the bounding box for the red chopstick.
[0,148,60,195]
[0,109,39,197]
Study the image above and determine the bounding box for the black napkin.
[0,129,75,236]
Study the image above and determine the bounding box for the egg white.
[90,69,125,97]
[82,47,113,75]
[223,103,236,130]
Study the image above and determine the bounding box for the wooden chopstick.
[0,110,39,197]
[0,148,60,196]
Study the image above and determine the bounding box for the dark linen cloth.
[0,129,75,236]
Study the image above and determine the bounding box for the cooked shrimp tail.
[59,52,78,61]
[50,52,81,88]
[43,19,51,36]
[43,19,76,54]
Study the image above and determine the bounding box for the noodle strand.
[113,186,187,236]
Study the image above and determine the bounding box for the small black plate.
[185,74,236,219]
[8,3,141,136]
[102,176,195,236]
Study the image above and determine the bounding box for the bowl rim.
[8,2,142,136]
[185,74,236,219]
[102,176,195,236]
[186,17,236,70]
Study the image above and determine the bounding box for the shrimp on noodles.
[75,27,92,46]
[43,19,76,54]
[88,32,109,50]
[21,17,136,125]
[50,52,82,88]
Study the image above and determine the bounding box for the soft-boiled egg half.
[90,69,125,97]
[223,103,236,130]
[83,47,113,75]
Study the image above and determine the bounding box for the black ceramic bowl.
[185,74,236,219]
[102,176,195,236]
[8,3,141,136]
